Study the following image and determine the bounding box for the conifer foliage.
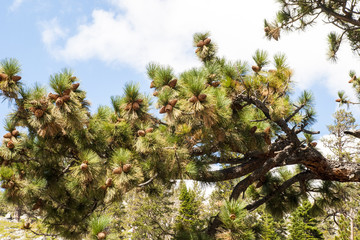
[2,33,360,238]
[267,1,360,61]
[289,201,324,240]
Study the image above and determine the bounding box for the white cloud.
[40,18,68,53]
[9,0,24,11]
[42,0,360,99]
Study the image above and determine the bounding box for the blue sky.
[1,0,359,140]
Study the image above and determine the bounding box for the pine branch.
[285,103,305,122]
[191,156,267,182]
[229,144,295,200]
[244,171,319,211]
[303,129,320,135]
[29,229,58,238]
[138,173,158,187]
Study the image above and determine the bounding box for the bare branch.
[245,171,319,211]
[138,173,158,187]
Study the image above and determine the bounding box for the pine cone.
[11,75,21,82]
[56,98,64,107]
[62,95,71,102]
[189,95,198,103]
[198,93,207,102]
[136,99,143,104]
[153,91,159,96]
[197,40,205,47]
[159,106,166,114]
[48,93,59,101]
[211,81,220,87]
[264,126,271,134]
[168,79,177,88]
[80,163,88,171]
[264,26,270,33]
[150,81,156,88]
[34,109,44,118]
[310,142,317,147]
[105,178,112,187]
[97,232,107,240]
[252,65,261,73]
[250,126,257,133]
[123,164,132,173]
[165,104,173,112]
[168,99,178,107]
[145,128,154,133]
[195,48,200,53]
[112,167,122,175]
[63,89,71,96]
[29,107,36,113]
[335,99,341,102]
[70,76,77,81]
[132,102,140,110]
[230,213,236,220]
[124,103,132,110]
[0,73,8,81]
[12,129,19,137]
[137,130,146,137]
[3,133,12,138]
[71,83,80,91]
[204,38,211,45]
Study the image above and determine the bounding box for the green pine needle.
[1,58,21,76]
[253,49,270,68]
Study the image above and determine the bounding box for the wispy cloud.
[41,0,360,99]
[40,18,68,53]
[9,0,24,11]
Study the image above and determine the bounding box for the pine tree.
[261,213,283,240]
[2,33,360,239]
[322,109,359,162]
[110,184,175,239]
[289,201,324,240]
[320,109,360,240]
[174,181,208,239]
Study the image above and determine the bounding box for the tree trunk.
[350,210,354,240]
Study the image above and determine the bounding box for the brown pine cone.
[80,163,88,171]
[11,75,21,82]
[3,133,12,138]
[168,79,177,88]
[159,106,166,114]
[137,130,146,137]
[112,167,122,175]
[189,95,198,103]
[34,109,44,118]
[252,65,261,73]
[165,104,173,112]
[123,164,132,173]
[197,40,204,47]
[71,83,80,91]
[198,93,207,102]
[204,38,211,45]
[145,128,154,133]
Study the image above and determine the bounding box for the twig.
[138,173,158,187]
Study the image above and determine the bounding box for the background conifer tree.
[289,201,324,240]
